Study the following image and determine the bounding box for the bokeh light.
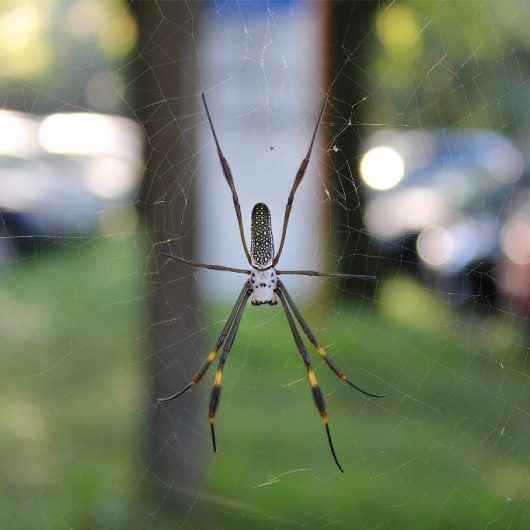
[365,188,445,240]
[38,112,141,159]
[0,2,53,79]
[359,146,405,190]
[502,220,530,265]
[0,110,40,156]
[375,5,422,61]
[417,225,455,269]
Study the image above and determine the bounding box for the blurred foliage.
[0,0,136,113]
[2,236,530,529]
[379,275,450,330]
[368,1,530,145]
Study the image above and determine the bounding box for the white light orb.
[360,146,405,191]
[417,225,455,269]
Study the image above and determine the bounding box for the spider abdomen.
[250,267,278,305]
[251,203,274,268]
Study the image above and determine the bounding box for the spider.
[159,94,383,472]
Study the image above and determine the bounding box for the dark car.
[359,128,526,307]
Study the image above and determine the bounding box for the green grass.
[1,234,529,530]
[206,298,530,530]
[0,236,144,530]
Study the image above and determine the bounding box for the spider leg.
[277,281,384,398]
[273,96,327,266]
[277,269,376,281]
[202,93,252,265]
[276,288,344,473]
[157,282,251,403]
[161,252,250,274]
[208,284,250,452]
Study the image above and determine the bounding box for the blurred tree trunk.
[329,2,380,298]
[129,2,203,502]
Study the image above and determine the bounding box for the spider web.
[2,1,530,530]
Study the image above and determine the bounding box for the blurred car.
[359,128,526,306]
[0,110,142,261]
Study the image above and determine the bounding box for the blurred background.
[2,1,530,529]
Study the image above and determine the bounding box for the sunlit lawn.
[1,234,529,530]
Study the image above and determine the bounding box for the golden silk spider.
[159,94,382,472]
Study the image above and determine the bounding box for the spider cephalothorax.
[159,93,383,473]
[250,265,278,306]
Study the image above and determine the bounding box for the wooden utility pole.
[329,2,380,297]
[129,2,203,501]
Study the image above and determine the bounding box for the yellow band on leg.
[308,368,318,387]
[214,369,223,386]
